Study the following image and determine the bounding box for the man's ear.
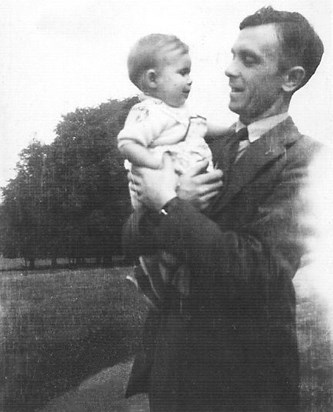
[145,69,158,89]
[282,66,306,92]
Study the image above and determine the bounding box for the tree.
[47,96,137,263]
[1,140,49,268]
[0,96,138,265]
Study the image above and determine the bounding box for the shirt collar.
[236,112,289,143]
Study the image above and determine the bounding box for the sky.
[1,0,332,189]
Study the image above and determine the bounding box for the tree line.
[0,96,139,269]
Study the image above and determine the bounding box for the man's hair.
[240,6,324,89]
[127,33,189,91]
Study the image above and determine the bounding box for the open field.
[0,265,332,411]
[0,266,148,411]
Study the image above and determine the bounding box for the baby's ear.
[145,69,158,89]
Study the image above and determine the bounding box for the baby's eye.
[179,69,190,76]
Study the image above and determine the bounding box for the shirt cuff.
[159,197,179,216]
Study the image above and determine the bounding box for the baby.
[118,33,226,309]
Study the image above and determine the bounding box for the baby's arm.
[206,122,231,138]
[119,142,161,169]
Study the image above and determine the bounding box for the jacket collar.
[209,116,302,215]
[236,112,289,143]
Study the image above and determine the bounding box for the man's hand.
[177,160,223,210]
[129,153,178,211]
[128,155,223,212]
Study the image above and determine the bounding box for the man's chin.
[228,102,242,116]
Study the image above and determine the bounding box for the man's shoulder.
[290,133,324,160]
[269,117,322,157]
[280,133,327,182]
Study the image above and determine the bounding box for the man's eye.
[243,55,257,66]
[179,70,189,76]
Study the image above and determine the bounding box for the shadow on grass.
[0,267,148,412]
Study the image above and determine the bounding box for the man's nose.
[187,75,193,85]
[225,59,238,78]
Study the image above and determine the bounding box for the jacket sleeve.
[123,139,320,303]
[144,143,317,301]
[122,209,162,260]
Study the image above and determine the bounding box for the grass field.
[0,265,332,411]
[0,266,148,411]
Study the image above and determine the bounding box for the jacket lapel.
[210,117,301,215]
[210,126,238,178]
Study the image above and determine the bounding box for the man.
[123,6,324,412]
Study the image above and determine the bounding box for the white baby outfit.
[118,95,213,308]
[118,95,213,176]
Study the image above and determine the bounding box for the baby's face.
[154,49,192,107]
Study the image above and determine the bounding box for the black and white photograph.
[1,0,332,411]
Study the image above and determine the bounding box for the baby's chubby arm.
[118,101,167,169]
[119,142,161,169]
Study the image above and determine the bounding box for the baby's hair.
[127,33,189,91]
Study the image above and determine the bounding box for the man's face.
[225,24,285,124]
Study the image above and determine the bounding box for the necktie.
[236,127,249,142]
[229,127,248,164]
[209,127,249,213]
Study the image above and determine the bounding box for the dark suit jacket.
[123,117,322,412]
